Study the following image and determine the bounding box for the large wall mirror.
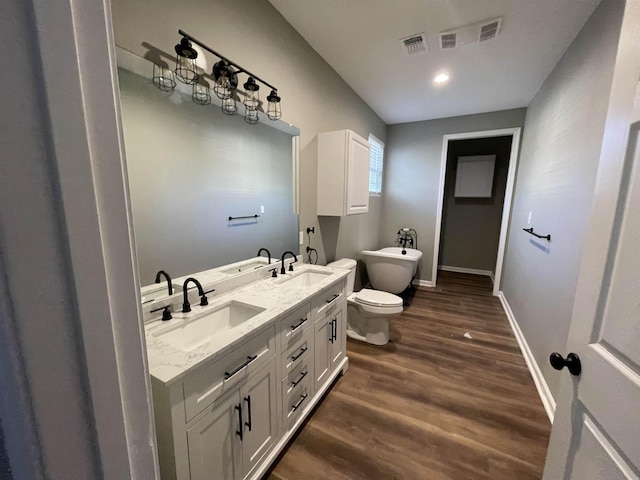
[116,48,300,286]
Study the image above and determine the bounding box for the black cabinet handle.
[332,318,337,341]
[290,318,307,332]
[291,346,308,362]
[291,393,308,412]
[224,355,258,380]
[325,293,340,304]
[244,396,252,432]
[329,318,335,344]
[292,370,308,387]
[235,404,243,440]
[549,352,582,376]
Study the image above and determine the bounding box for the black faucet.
[257,247,271,264]
[280,251,298,274]
[182,277,208,313]
[154,270,173,296]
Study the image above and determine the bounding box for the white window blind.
[369,134,384,194]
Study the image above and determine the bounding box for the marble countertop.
[144,263,348,386]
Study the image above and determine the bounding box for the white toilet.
[327,258,403,346]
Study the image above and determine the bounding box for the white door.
[542,127,640,477]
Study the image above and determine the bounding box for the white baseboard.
[496,291,555,423]
[439,265,495,284]
[412,279,433,288]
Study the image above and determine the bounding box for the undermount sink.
[153,301,265,352]
[279,270,332,288]
[221,260,269,275]
[141,283,182,304]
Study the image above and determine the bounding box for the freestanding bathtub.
[360,247,423,294]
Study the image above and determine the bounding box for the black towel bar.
[523,227,551,241]
[228,214,260,221]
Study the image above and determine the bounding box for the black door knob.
[549,352,581,376]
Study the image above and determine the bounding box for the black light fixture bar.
[178,29,278,92]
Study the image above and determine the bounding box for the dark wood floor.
[267,271,551,480]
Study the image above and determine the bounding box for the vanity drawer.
[283,370,312,431]
[278,303,311,350]
[283,353,311,395]
[282,330,312,376]
[311,280,345,322]
[183,325,275,422]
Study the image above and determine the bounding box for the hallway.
[268,271,551,479]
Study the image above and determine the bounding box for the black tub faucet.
[257,247,271,264]
[154,270,173,296]
[182,277,208,313]
[280,251,298,274]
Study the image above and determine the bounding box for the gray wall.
[501,0,623,400]
[440,136,512,271]
[0,421,10,480]
[111,0,387,273]
[118,69,298,282]
[383,109,526,282]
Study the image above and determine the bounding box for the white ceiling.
[268,0,600,124]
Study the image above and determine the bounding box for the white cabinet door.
[329,307,345,371]
[240,358,278,478]
[346,131,370,215]
[187,391,242,480]
[314,317,332,390]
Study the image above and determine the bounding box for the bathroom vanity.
[144,260,348,480]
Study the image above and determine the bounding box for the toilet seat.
[348,289,403,315]
[355,289,403,308]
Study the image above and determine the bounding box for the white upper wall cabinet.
[317,130,370,216]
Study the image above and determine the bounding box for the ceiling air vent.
[400,33,427,56]
[440,32,457,49]
[479,17,502,42]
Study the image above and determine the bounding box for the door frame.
[432,127,521,295]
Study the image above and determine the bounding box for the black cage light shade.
[174,37,199,84]
[266,90,282,121]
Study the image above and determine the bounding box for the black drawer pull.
[244,396,252,431]
[325,293,340,305]
[292,370,307,387]
[235,404,243,440]
[329,318,335,344]
[291,393,308,412]
[291,346,308,362]
[224,355,258,380]
[290,317,307,332]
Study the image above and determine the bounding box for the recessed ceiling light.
[434,73,449,84]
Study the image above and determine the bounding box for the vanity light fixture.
[174,37,199,84]
[192,81,211,105]
[243,77,260,124]
[221,94,239,116]
[212,60,238,100]
[266,89,282,120]
[157,30,282,125]
[152,64,176,92]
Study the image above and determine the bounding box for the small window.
[368,134,384,195]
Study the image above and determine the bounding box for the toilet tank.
[326,258,357,295]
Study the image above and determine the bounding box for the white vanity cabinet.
[149,272,348,480]
[187,358,277,480]
[311,281,346,391]
[317,129,370,216]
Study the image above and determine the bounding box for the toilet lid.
[355,289,403,308]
